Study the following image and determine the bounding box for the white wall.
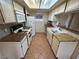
[35,14,48,32]
[26,13,48,32]
[26,16,45,32]
[34,15,45,32]
[35,20,45,32]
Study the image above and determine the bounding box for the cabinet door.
[0,44,4,59]
[0,0,16,23]
[66,0,79,12]
[47,33,50,44]
[47,31,49,40]
[21,37,28,56]
[13,2,25,23]
[57,42,78,59]
[51,36,59,56]
[13,1,24,13]
[0,10,4,24]
[0,42,21,59]
[54,3,66,15]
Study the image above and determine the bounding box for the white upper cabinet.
[48,3,66,21]
[13,2,24,13]
[0,0,16,24]
[13,1,25,23]
[54,3,66,15]
[48,12,54,21]
[65,0,79,13]
[70,13,79,32]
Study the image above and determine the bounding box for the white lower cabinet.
[21,36,28,56]
[47,29,53,45]
[0,49,4,59]
[77,55,79,59]
[47,28,53,45]
[51,34,78,59]
[56,42,78,59]
[0,36,28,59]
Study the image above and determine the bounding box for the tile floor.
[24,33,57,59]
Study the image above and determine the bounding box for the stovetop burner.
[18,30,22,32]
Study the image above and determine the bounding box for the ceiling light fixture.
[24,0,58,9]
[32,0,36,4]
[44,0,47,5]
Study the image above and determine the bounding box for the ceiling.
[23,0,58,9]
[14,0,66,13]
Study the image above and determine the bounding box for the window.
[35,15,43,19]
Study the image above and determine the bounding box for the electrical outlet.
[4,28,8,32]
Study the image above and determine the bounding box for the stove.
[10,24,32,46]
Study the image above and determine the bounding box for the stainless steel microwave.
[15,11,25,23]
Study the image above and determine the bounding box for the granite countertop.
[54,33,78,42]
[0,32,27,42]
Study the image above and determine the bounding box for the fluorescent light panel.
[44,0,47,5]
[24,0,58,9]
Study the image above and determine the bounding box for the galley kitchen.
[0,0,79,59]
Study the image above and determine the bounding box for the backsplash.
[0,29,10,39]
[0,24,16,39]
[0,23,25,39]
